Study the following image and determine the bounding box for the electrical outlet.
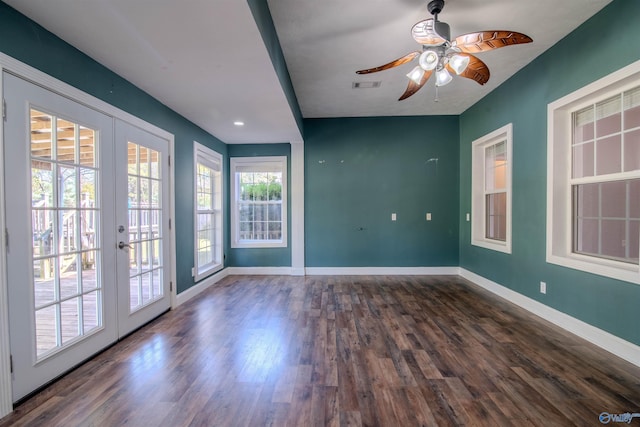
[391,213,397,221]
[540,281,547,294]
[466,213,470,222]
[426,213,432,221]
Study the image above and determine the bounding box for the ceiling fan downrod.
[427,0,445,18]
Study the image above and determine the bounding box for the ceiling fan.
[355,0,532,101]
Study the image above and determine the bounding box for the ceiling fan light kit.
[355,0,532,101]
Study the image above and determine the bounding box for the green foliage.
[240,173,282,201]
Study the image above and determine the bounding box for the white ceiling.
[4,0,613,143]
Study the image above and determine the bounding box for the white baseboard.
[305,266,460,276]
[225,266,293,276]
[459,268,640,368]
[175,268,229,307]
[291,267,306,276]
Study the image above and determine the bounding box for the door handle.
[118,241,133,250]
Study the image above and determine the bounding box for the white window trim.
[230,156,288,249]
[193,142,223,280]
[547,59,640,284]
[471,123,513,254]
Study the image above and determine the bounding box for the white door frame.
[0,52,177,416]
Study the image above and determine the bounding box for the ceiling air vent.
[352,81,381,89]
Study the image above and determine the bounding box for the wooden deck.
[3,274,640,426]
[34,267,158,357]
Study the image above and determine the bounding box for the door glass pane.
[127,141,164,313]
[35,306,58,358]
[60,297,81,344]
[33,258,56,307]
[29,108,103,360]
[130,276,140,309]
[79,126,96,167]
[142,272,153,304]
[57,118,76,163]
[30,110,53,161]
[83,291,100,333]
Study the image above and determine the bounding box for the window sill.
[194,263,223,282]
[546,253,640,285]
[471,238,512,254]
[232,240,287,249]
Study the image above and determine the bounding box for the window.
[471,123,512,253]
[194,142,223,280]
[230,156,287,248]
[547,60,640,283]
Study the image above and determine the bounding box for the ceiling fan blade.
[356,51,421,74]
[398,69,433,101]
[446,53,490,85]
[452,31,532,53]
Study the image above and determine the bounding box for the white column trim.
[0,67,14,418]
[290,141,305,276]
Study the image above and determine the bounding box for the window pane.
[601,219,626,259]
[575,217,599,255]
[624,129,640,172]
[239,203,253,222]
[268,204,282,222]
[269,179,282,201]
[574,182,599,218]
[485,193,506,241]
[595,135,621,175]
[629,220,640,262]
[595,95,621,137]
[601,180,626,218]
[574,106,595,143]
[624,104,640,130]
[630,180,640,218]
[572,142,594,178]
[573,179,640,263]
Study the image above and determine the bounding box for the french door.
[3,73,171,402]
[114,120,171,337]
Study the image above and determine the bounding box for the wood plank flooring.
[2,275,639,426]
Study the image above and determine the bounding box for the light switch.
[426,213,432,221]
[391,213,397,221]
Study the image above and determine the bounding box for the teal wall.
[227,144,292,267]
[304,117,460,267]
[0,1,227,294]
[459,0,640,345]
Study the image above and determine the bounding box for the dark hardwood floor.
[2,275,639,426]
